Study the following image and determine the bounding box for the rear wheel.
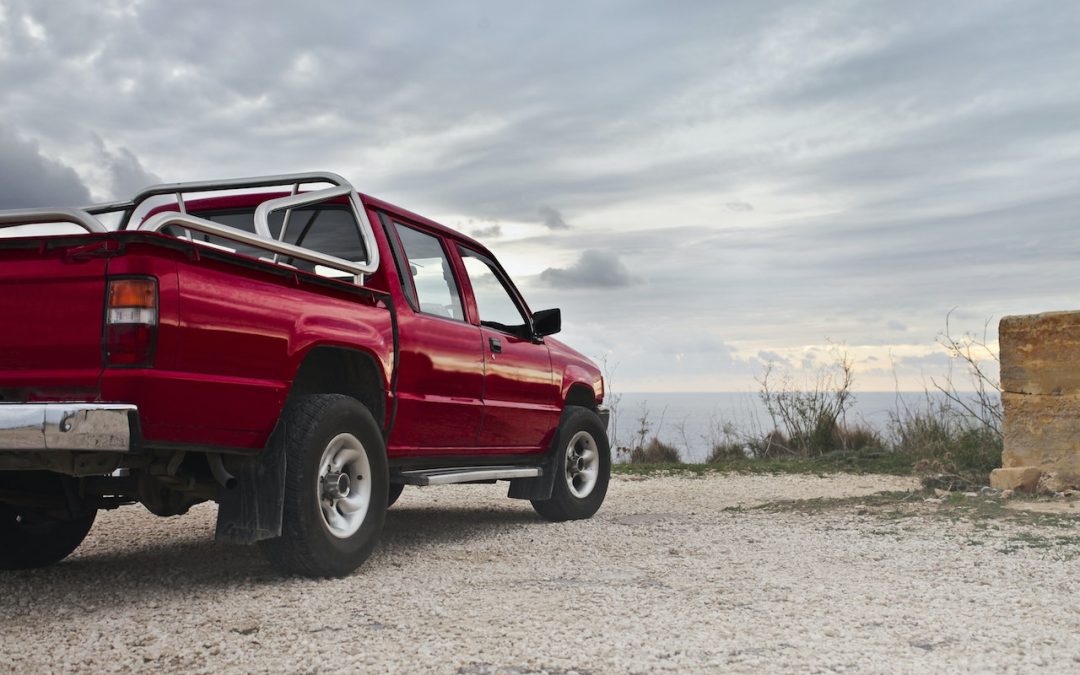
[531,406,611,522]
[0,472,97,569]
[258,395,388,577]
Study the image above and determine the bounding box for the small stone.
[228,621,260,636]
[963,492,978,498]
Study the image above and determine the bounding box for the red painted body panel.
[476,326,559,448]
[0,188,604,461]
[389,311,486,452]
[0,242,110,398]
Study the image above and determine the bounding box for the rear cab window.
[174,205,369,278]
[391,222,465,322]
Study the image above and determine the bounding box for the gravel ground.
[3,472,1080,673]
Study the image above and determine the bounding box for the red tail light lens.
[105,278,158,367]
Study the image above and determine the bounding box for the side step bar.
[396,466,542,486]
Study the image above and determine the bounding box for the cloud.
[757,350,789,365]
[537,205,569,230]
[539,249,636,289]
[469,223,502,239]
[0,124,90,208]
[3,2,1080,389]
[91,135,161,200]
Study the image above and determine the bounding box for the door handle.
[489,337,502,354]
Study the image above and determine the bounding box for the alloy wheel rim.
[564,430,599,498]
[316,432,371,538]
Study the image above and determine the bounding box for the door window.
[459,249,528,335]
[393,223,465,321]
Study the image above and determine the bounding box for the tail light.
[105,278,157,367]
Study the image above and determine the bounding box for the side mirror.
[532,308,561,337]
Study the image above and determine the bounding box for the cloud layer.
[2,1,1079,389]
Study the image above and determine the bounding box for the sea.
[607,391,969,462]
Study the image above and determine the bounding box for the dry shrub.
[629,437,682,464]
[758,346,857,457]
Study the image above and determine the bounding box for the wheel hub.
[322,471,351,500]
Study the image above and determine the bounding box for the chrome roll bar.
[115,171,380,276]
[115,171,353,230]
[1,171,380,281]
[0,208,106,233]
[138,212,369,285]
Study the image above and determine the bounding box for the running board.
[397,466,542,486]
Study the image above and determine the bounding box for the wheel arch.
[287,345,388,432]
[563,382,598,411]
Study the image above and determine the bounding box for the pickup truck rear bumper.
[0,404,138,452]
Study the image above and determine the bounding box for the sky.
[1,0,1079,392]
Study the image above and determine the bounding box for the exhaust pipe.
[208,453,238,490]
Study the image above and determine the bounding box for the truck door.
[386,220,485,451]
[456,247,559,452]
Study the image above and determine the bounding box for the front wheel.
[258,395,388,577]
[531,406,611,522]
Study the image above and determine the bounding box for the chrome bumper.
[0,404,137,452]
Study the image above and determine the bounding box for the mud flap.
[214,426,286,545]
[507,458,555,500]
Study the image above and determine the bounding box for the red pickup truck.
[0,172,610,577]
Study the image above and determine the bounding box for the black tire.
[0,472,97,570]
[387,482,404,508]
[258,394,388,577]
[531,406,611,522]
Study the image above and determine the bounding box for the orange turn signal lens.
[108,278,157,309]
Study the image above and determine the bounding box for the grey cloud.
[92,135,161,200]
[4,1,1080,388]
[538,205,570,230]
[757,350,790,366]
[0,124,90,208]
[539,249,636,289]
[469,223,502,239]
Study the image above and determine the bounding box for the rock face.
[995,312,1080,492]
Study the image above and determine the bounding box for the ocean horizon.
[607,390,985,462]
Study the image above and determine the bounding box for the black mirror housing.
[532,308,561,337]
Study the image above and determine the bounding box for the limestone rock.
[989,467,1042,492]
[1001,392,1080,484]
[1000,312,1080,396]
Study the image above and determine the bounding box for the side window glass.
[459,249,528,334]
[394,223,465,321]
